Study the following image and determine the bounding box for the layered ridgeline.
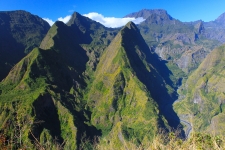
[0,12,118,149]
[40,12,118,74]
[174,44,225,135]
[0,12,178,149]
[125,9,221,74]
[0,10,50,81]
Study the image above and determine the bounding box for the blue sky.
[1,0,225,27]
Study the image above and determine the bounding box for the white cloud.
[58,15,71,24]
[43,12,145,28]
[43,18,54,26]
[83,12,145,28]
[42,15,71,26]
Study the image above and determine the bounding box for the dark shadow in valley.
[30,94,64,145]
[59,93,102,148]
[37,21,102,148]
[121,24,185,138]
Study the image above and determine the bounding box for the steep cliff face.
[174,44,225,135]
[0,10,50,81]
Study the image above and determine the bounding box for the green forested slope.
[0,12,176,149]
[85,22,170,147]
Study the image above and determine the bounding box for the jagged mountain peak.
[123,21,138,30]
[39,20,68,50]
[66,11,103,28]
[120,21,140,38]
[120,21,148,52]
[194,20,205,34]
[121,21,141,36]
[66,11,83,26]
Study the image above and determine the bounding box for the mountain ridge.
[0,14,180,148]
[0,10,50,81]
[85,21,171,146]
[1,9,225,149]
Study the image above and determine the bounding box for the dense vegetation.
[1,9,225,149]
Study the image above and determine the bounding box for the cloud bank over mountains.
[42,18,55,26]
[83,12,145,28]
[43,15,71,26]
[43,12,145,28]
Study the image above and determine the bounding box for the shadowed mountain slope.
[0,8,184,148]
[0,11,119,149]
[0,10,50,81]
[0,11,121,149]
[5,8,224,148]
[85,22,184,148]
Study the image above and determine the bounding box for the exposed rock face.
[126,9,221,74]
[195,21,205,34]
[0,10,50,80]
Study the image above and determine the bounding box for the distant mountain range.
[0,9,225,149]
[126,9,223,73]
